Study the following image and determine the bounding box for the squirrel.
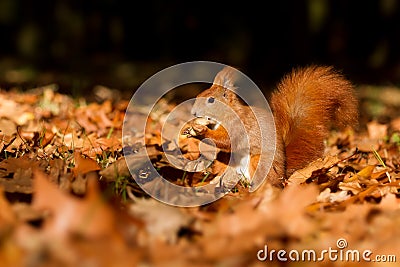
[182,65,358,189]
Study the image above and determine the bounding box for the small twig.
[371,147,391,183]
[200,171,211,184]
[181,171,187,185]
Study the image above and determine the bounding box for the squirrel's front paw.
[192,123,208,135]
[182,123,208,137]
[182,126,196,137]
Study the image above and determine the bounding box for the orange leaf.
[356,165,375,178]
[32,170,121,241]
[73,151,100,176]
[0,187,16,225]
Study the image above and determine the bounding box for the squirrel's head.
[191,66,240,125]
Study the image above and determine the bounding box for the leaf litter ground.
[0,84,399,267]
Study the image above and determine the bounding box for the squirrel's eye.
[208,97,215,103]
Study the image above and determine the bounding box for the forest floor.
[0,83,399,267]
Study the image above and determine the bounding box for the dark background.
[1,0,400,94]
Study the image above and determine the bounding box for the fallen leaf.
[367,120,388,140]
[100,145,161,181]
[0,156,42,193]
[72,151,100,176]
[288,155,340,185]
[32,170,122,241]
[356,165,376,178]
[390,117,400,131]
[129,197,192,244]
[0,187,16,225]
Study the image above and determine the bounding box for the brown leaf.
[32,169,122,241]
[100,145,161,181]
[99,157,130,182]
[0,118,17,136]
[0,156,42,193]
[367,120,388,140]
[0,187,16,225]
[288,155,339,185]
[356,165,376,178]
[264,185,319,237]
[72,151,100,176]
[353,137,380,152]
[0,94,34,125]
[129,198,192,244]
[81,136,122,159]
[390,117,400,131]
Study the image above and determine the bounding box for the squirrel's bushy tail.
[270,65,358,176]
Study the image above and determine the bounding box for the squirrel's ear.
[213,66,238,91]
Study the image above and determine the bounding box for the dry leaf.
[32,170,121,241]
[0,156,41,193]
[130,198,192,244]
[72,151,100,176]
[367,120,388,140]
[288,155,339,185]
[0,187,16,225]
[390,117,400,131]
[356,165,376,178]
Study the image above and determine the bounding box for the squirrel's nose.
[191,110,197,117]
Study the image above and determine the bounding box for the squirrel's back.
[270,65,358,176]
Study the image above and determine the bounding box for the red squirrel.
[182,65,358,189]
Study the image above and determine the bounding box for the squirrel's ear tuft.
[213,66,238,91]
